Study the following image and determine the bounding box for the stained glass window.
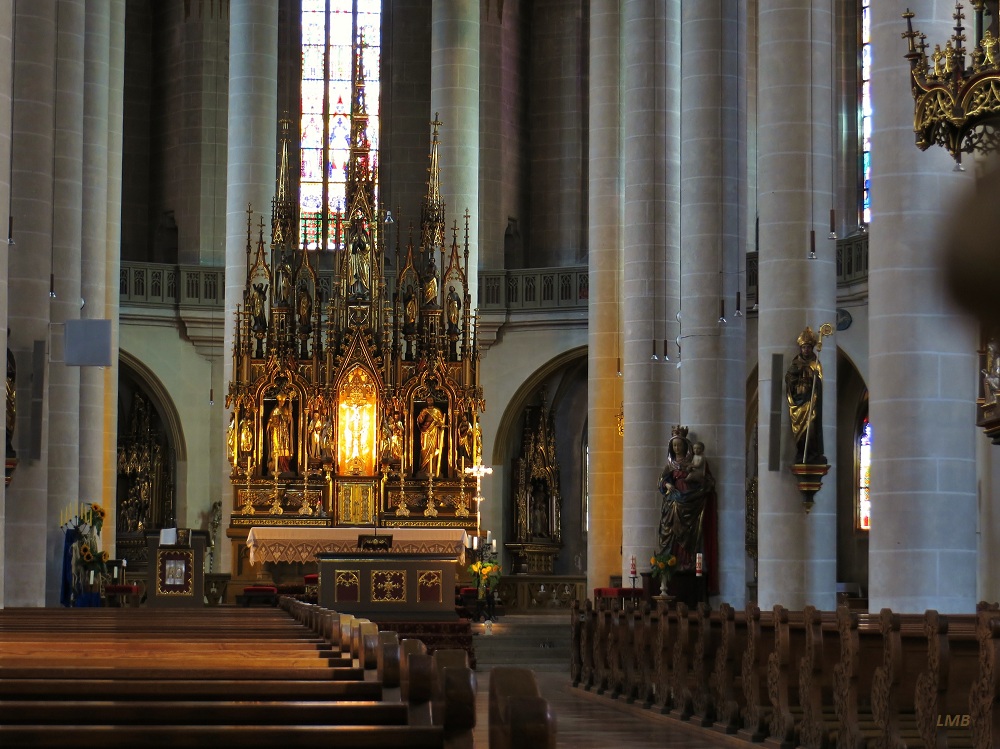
[860,0,872,225]
[857,416,871,531]
[301,0,381,249]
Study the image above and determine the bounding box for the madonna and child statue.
[657,426,716,597]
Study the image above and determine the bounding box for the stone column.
[7,2,56,606]
[47,0,85,605]
[222,0,277,573]
[431,0,479,311]
[867,1,976,612]
[621,0,679,588]
[103,0,125,545]
[527,0,585,267]
[79,0,110,510]
[587,2,623,595]
[756,0,837,611]
[679,1,747,606]
[0,2,12,607]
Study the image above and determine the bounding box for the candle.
[472,535,478,550]
[629,555,636,577]
[89,570,94,585]
[696,552,704,577]
[113,566,118,580]
[491,539,497,553]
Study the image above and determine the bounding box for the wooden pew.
[488,666,556,749]
[736,602,773,743]
[709,601,745,734]
[0,604,464,748]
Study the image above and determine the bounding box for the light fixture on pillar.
[718,299,727,326]
[616,357,622,378]
[650,338,659,362]
[7,216,13,245]
[808,230,816,260]
[661,339,670,363]
[903,6,1000,168]
[734,291,743,318]
[828,208,837,240]
[49,274,56,299]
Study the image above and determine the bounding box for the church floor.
[472,669,748,748]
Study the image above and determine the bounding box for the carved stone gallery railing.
[479,267,589,312]
[745,232,869,306]
[120,263,224,308]
[569,597,1000,749]
[120,261,590,315]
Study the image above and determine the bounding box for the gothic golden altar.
[226,52,484,584]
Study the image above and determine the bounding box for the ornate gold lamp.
[903,2,1000,167]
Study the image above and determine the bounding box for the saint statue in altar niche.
[349,217,371,299]
[307,408,329,461]
[422,256,439,307]
[250,283,268,333]
[446,286,461,334]
[416,399,447,477]
[530,483,550,538]
[297,283,312,333]
[266,392,295,476]
[784,326,828,465]
[402,285,417,335]
[657,426,714,572]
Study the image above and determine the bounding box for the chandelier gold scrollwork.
[903,2,1000,166]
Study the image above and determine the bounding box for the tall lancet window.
[860,0,872,225]
[857,415,871,531]
[301,0,382,248]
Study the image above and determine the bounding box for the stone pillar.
[47,0,85,606]
[431,0,479,311]
[7,2,56,606]
[0,2,13,608]
[587,2,623,595]
[679,1,747,606]
[756,0,837,611]
[867,1,976,613]
[103,0,125,545]
[527,0,585,267]
[222,0,277,572]
[621,0,679,588]
[79,0,110,511]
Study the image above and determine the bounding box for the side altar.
[224,45,486,604]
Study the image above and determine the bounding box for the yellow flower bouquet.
[649,550,677,581]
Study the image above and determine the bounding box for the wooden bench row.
[283,597,556,748]
[0,601,468,748]
[569,598,1000,749]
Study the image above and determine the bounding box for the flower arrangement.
[649,550,677,581]
[60,502,108,606]
[468,559,502,593]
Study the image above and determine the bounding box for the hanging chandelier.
[903,3,1000,166]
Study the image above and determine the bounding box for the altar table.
[245,526,468,565]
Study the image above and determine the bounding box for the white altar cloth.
[246,526,468,565]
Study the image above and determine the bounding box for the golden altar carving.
[226,43,484,582]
